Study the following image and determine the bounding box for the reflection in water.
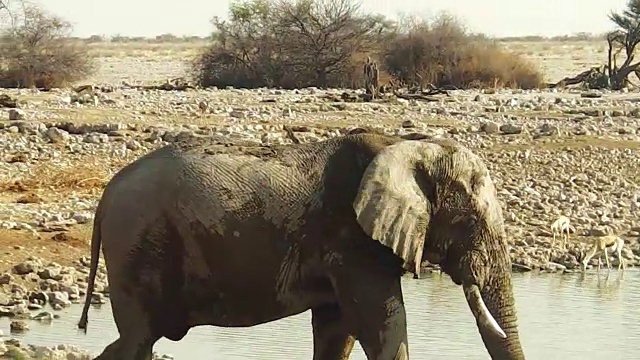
[1,270,638,359]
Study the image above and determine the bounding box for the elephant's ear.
[353,141,440,276]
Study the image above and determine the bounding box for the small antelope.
[579,235,626,272]
[550,215,573,249]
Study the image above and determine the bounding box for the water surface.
[2,270,638,359]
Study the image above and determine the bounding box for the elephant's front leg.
[334,266,409,360]
[312,303,355,360]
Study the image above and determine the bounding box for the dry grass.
[0,156,129,195]
[48,107,129,122]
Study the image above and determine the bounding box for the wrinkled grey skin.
[78,133,525,360]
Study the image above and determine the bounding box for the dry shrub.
[381,14,544,89]
[0,5,96,88]
[192,45,261,88]
[193,2,542,90]
[191,0,389,89]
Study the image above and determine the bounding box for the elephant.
[77,133,526,360]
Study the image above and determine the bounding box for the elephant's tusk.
[463,284,507,339]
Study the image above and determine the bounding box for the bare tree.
[275,0,390,87]
[0,0,28,29]
[201,0,290,88]
[192,0,391,89]
[0,5,96,88]
[1,0,13,27]
[607,0,640,90]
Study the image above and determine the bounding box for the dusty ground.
[0,228,89,271]
[500,40,607,83]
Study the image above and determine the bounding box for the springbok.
[579,235,626,272]
[550,215,573,250]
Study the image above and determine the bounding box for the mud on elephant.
[78,133,526,360]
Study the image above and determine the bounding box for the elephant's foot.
[311,303,355,360]
[95,286,158,360]
[332,265,410,360]
[93,336,154,360]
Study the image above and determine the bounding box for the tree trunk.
[610,64,640,90]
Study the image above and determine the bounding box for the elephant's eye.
[449,212,477,227]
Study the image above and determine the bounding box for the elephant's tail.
[77,213,103,333]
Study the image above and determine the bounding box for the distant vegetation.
[0,3,96,88]
[380,15,543,90]
[0,0,622,90]
[497,33,609,43]
[189,0,544,90]
[68,32,612,45]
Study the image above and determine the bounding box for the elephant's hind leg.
[312,303,355,360]
[94,288,159,360]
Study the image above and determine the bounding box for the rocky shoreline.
[2,84,640,357]
[0,339,94,359]
[0,338,173,359]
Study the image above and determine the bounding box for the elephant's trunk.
[463,276,525,360]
